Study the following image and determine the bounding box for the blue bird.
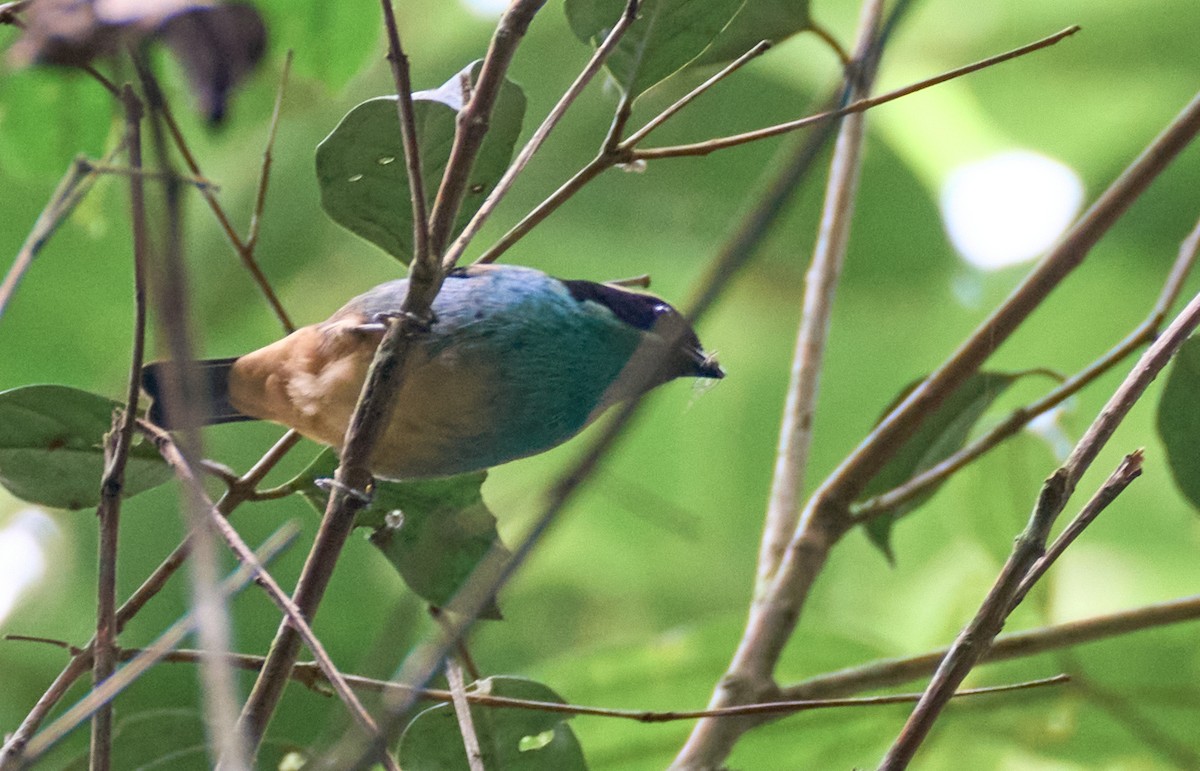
[142,264,723,479]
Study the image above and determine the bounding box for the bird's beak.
[690,348,724,379]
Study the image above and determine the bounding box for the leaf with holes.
[858,372,1025,562]
[1156,335,1200,511]
[689,0,813,68]
[288,449,506,618]
[315,61,525,262]
[565,0,745,100]
[399,676,586,771]
[0,385,173,510]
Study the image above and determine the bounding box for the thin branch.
[854,214,1200,520]
[636,26,1080,160]
[70,643,1067,722]
[17,526,300,767]
[427,0,547,257]
[380,0,430,267]
[245,50,292,256]
[142,425,400,771]
[89,84,149,771]
[880,453,1142,769]
[672,2,889,767]
[0,430,301,768]
[157,70,295,333]
[445,0,639,269]
[446,662,486,771]
[620,39,772,149]
[71,161,217,189]
[0,146,125,320]
[780,594,1200,700]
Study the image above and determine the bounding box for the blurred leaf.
[58,709,208,770]
[858,371,1023,561]
[1156,334,1200,511]
[688,0,812,68]
[0,385,173,510]
[0,70,115,181]
[288,449,507,618]
[256,0,379,90]
[564,0,745,101]
[399,676,586,771]
[315,61,526,262]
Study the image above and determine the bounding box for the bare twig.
[245,50,292,258]
[17,527,300,767]
[0,145,125,320]
[672,3,889,767]
[621,39,772,148]
[447,0,639,269]
[380,0,430,267]
[447,662,486,771]
[854,214,1200,520]
[880,453,1142,769]
[636,26,1080,160]
[89,85,149,771]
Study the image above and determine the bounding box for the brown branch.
[446,0,639,269]
[782,594,1200,702]
[854,214,1200,520]
[672,2,889,767]
[636,26,1080,160]
[880,453,1142,769]
[88,84,148,771]
[16,527,299,767]
[426,0,547,257]
[244,50,292,257]
[380,0,430,267]
[446,661,485,771]
[74,644,1067,723]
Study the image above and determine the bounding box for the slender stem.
[18,528,300,767]
[635,26,1080,160]
[89,84,148,771]
[244,51,292,257]
[782,594,1200,703]
[380,0,430,267]
[446,662,485,771]
[445,0,639,270]
[427,0,547,257]
[620,39,771,149]
[880,454,1143,769]
[672,3,888,767]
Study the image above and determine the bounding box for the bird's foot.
[314,477,372,504]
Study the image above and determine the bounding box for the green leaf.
[857,372,1022,561]
[399,676,587,771]
[0,385,174,510]
[315,61,526,262]
[1156,335,1200,510]
[564,0,745,101]
[257,0,381,91]
[288,449,508,618]
[689,0,812,68]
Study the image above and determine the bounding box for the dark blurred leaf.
[858,371,1022,561]
[689,0,812,68]
[1156,334,1200,511]
[288,449,507,618]
[399,676,587,771]
[58,709,208,770]
[564,0,745,100]
[0,385,173,510]
[158,3,267,124]
[315,61,526,262]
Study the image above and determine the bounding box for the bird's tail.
[141,358,253,428]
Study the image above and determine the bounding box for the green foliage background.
[2,0,1199,767]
